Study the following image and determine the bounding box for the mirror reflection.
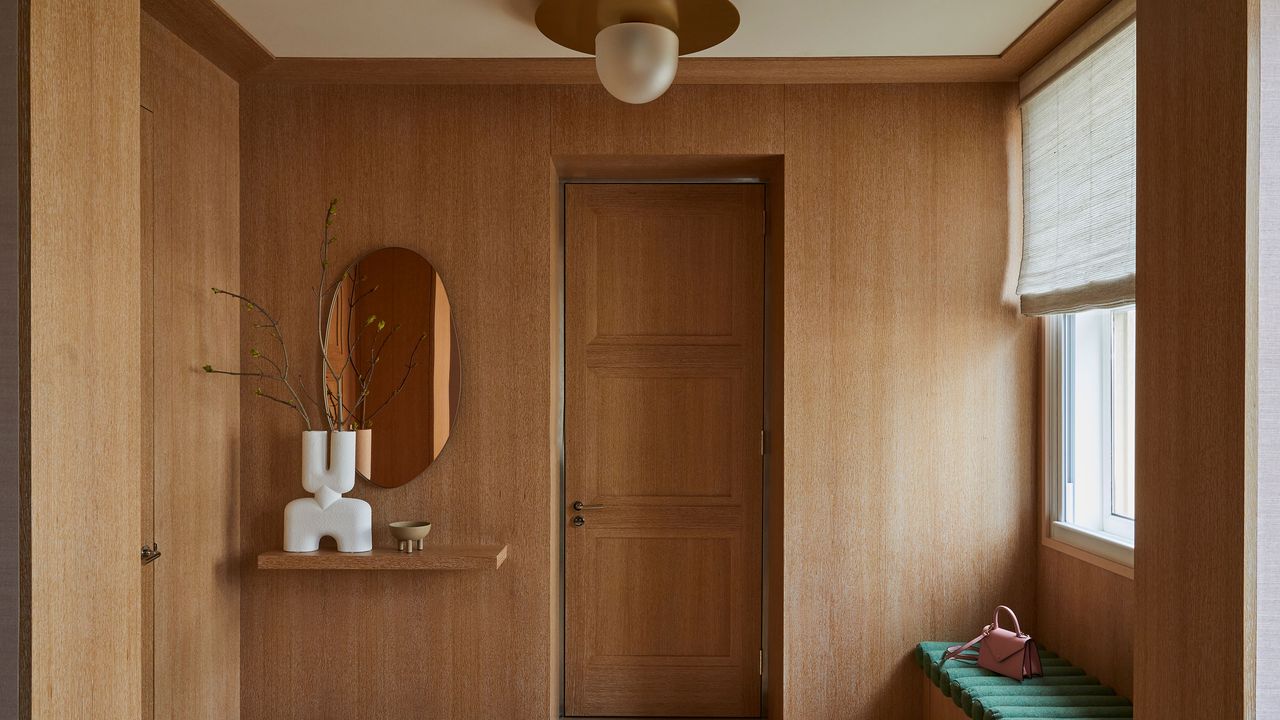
[324,247,460,488]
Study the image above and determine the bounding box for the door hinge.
[760,430,769,456]
[759,649,764,675]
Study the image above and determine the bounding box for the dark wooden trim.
[5,0,25,718]
[140,0,272,80]
[999,0,1114,74]
[248,55,1016,85]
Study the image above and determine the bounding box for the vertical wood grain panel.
[550,84,784,156]
[922,673,971,720]
[547,159,564,720]
[141,13,241,720]
[27,0,140,718]
[239,84,553,720]
[139,103,156,720]
[783,83,1036,720]
[1135,0,1258,716]
[1036,548,1134,697]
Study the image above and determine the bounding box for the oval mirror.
[324,247,460,488]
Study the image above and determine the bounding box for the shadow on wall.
[498,0,541,22]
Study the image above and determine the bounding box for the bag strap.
[941,626,991,666]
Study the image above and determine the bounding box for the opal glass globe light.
[594,22,679,104]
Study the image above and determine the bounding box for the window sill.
[1045,521,1134,579]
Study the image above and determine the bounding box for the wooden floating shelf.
[257,544,508,571]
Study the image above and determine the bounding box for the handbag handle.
[992,605,1026,637]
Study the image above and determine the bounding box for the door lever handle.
[572,500,605,511]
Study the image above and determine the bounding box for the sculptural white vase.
[283,431,373,552]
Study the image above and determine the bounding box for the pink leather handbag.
[940,606,1043,681]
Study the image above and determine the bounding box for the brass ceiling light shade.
[535,0,740,104]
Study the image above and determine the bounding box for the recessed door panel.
[565,183,765,718]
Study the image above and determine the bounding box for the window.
[1020,19,1136,567]
[1045,307,1135,566]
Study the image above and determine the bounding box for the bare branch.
[364,332,427,424]
[315,199,341,431]
[209,287,319,430]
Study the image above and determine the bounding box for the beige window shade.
[1018,20,1136,316]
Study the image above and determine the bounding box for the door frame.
[554,169,781,719]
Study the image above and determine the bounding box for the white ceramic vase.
[283,430,372,552]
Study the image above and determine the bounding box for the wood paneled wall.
[1036,548,1134,697]
[782,84,1036,719]
[1135,0,1258,716]
[239,85,555,720]
[141,14,241,720]
[239,83,1034,720]
[26,1,141,718]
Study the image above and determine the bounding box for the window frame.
[1042,313,1135,575]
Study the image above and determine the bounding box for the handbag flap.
[983,627,1029,662]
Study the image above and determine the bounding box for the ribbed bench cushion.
[916,642,1133,720]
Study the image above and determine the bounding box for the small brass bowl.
[389,521,432,553]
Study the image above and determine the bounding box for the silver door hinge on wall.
[759,649,764,675]
[760,430,769,456]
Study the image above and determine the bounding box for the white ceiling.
[214,0,1058,59]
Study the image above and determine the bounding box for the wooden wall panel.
[240,82,1033,720]
[923,674,971,720]
[139,102,156,720]
[141,13,241,720]
[782,84,1036,720]
[1135,0,1258,716]
[239,85,554,720]
[26,1,141,718]
[1036,548,1134,697]
[550,85,784,156]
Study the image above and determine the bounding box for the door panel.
[140,104,156,720]
[565,183,764,718]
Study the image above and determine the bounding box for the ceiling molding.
[1019,0,1136,99]
[141,0,272,80]
[147,0,1112,86]
[999,0,1114,75]
[247,56,1016,85]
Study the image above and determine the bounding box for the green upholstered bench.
[916,642,1133,720]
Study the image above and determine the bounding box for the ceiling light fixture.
[535,0,740,104]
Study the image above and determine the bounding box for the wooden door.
[564,183,765,718]
[139,23,242,717]
[140,103,156,720]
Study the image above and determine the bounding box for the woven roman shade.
[1018,20,1136,316]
